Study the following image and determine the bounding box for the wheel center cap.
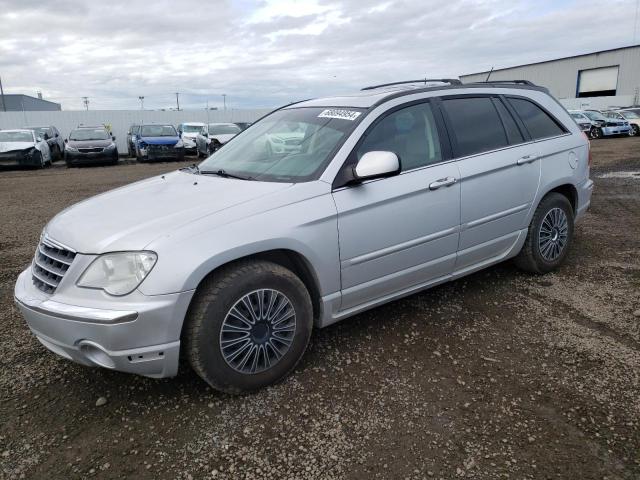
[551,229,559,242]
[251,322,270,343]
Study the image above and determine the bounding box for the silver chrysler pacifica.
[15,79,593,393]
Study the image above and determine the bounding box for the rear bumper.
[14,267,194,378]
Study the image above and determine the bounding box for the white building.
[460,45,640,110]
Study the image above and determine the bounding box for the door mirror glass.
[353,151,400,181]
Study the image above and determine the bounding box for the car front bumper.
[601,126,631,136]
[65,149,118,165]
[14,267,195,378]
[0,149,43,167]
[141,145,185,161]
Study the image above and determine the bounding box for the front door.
[332,101,461,312]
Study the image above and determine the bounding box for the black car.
[64,126,119,167]
[24,125,65,160]
[126,124,140,157]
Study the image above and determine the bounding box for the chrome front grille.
[32,237,76,294]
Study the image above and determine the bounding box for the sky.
[0,0,638,110]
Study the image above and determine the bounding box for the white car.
[0,129,52,168]
[196,123,242,157]
[177,122,205,154]
[608,110,640,136]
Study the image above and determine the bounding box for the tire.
[514,192,574,274]
[630,125,639,137]
[590,127,602,139]
[183,260,313,394]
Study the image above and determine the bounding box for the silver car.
[14,80,593,393]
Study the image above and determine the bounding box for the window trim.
[504,95,569,140]
[331,98,452,190]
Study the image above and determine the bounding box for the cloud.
[0,0,636,110]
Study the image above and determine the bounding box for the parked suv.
[24,125,64,160]
[15,80,593,393]
[195,123,241,157]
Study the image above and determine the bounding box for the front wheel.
[183,261,313,394]
[629,125,639,137]
[515,193,574,274]
[590,127,602,139]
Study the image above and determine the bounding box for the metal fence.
[0,109,273,153]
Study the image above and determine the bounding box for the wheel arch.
[546,183,578,215]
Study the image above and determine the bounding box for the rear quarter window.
[507,97,566,140]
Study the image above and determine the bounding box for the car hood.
[139,136,179,145]
[211,133,236,144]
[45,171,293,253]
[0,141,35,153]
[181,132,200,139]
[67,139,113,148]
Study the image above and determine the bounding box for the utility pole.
[222,94,227,111]
[175,92,180,111]
[82,96,89,110]
[0,76,6,112]
[138,96,144,110]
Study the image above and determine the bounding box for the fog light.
[79,341,116,369]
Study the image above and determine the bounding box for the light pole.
[138,96,144,110]
[222,94,227,111]
[82,96,89,110]
[175,92,180,111]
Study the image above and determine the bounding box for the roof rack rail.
[467,80,537,87]
[362,78,462,91]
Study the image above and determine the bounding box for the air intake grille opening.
[32,238,76,294]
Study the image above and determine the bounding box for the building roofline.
[460,44,640,77]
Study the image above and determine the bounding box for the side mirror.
[64,138,68,143]
[43,133,50,140]
[55,133,59,138]
[353,151,400,182]
[203,132,209,137]
[112,136,116,141]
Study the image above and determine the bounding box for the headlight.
[65,145,78,152]
[77,251,157,296]
[175,139,184,148]
[105,142,116,150]
[270,136,284,144]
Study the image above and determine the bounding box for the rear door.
[439,95,541,272]
[332,100,461,311]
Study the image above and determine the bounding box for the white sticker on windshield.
[318,109,362,121]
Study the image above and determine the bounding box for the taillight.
[582,132,592,167]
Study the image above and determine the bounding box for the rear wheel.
[183,261,313,394]
[515,193,574,274]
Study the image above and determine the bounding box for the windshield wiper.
[200,169,253,181]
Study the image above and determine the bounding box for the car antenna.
[486,66,494,82]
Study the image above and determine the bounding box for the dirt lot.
[1,139,639,480]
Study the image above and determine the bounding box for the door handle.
[429,176,457,190]
[517,155,538,165]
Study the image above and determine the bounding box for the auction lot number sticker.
[318,109,362,121]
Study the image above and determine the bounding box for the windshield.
[208,124,241,135]
[199,107,364,182]
[141,125,177,137]
[182,124,203,133]
[570,113,585,120]
[0,131,33,142]
[26,127,49,137]
[583,111,605,121]
[70,128,110,141]
[620,111,640,119]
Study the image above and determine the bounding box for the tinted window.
[508,98,565,139]
[140,125,177,137]
[356,102,442,171]
[493,98,524,144]
[442,97,508,157]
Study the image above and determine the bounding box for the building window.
[577,66,619,98]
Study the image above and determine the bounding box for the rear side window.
[492,98,524,144]
[442,97,508,157]
[507,97,566,140]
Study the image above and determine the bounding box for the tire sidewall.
[530,195,574,273]
[193,266,312,393]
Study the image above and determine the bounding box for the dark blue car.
[136,124,185,162]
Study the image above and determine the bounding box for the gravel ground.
[0,140,639,480]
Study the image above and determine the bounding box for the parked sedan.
[0,129,51,167]
[196,123,241,157]
[64,126,119,167]
[177,122,205,155]
[24,125,64,160]
[608,110,640,136]
[137,124,185,162]
[583,110,630,138]
[569,111,592,134]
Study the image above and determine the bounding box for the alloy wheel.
[220,289,297,374]
[538,207,568,261]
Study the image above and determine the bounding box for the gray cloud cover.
[0,0,636,110]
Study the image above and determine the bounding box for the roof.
[289,81,547,109]
[461,44,640,77]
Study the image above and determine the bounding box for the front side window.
[508,98,566,139]
[442,97,509,157]
[140,125,177,137]
[198,107,362,182]
[355,102,442,171]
